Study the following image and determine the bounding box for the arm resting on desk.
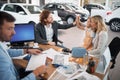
[8,49,23,57]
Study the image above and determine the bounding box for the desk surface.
[39,44,63,52]
[13,44,110,80]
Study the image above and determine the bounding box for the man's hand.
[76,15,81,25]
[33,65,47,77]
[73,15,80,26]
[48,41,56,46]
[24,49,42,55]
[75,15,85,30]
[73,21,76,26]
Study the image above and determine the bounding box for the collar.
[0,41,11,60]
[0,41,10,50]
[45,24,52,28]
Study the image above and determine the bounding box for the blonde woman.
[76,16,95,50]
[88,15,108,57]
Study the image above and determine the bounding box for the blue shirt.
[0,42,36,80]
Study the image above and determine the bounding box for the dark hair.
[0,11,15,28]
[40,10,51,25]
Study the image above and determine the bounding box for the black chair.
[57,39,63,46]
[57,40,71,53]
[109,37,120,69]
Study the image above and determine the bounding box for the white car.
[105,7,120,32]
[83,3,111,19]
[0,3,63,24]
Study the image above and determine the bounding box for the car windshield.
[68,4,84,11]
[62,4,72,10]
[23,5,41,14]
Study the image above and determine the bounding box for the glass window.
[90,5,104,10]
[10,0,26,3]
[97,5,104,9]
[64,5,72,10]
[4,5,15,12]
[57,5,66,10]
[47,4,55,9]
[15,5,25,13]
[23,5,41,14]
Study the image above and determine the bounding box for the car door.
[3,4,30,24]
[56,4,68,20]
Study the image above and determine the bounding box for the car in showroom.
[83,3,111,19]
[0,3,63,24]
[66,3,90,21]
[42,3,89,24]
[105,7,120,32]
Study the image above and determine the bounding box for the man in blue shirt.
[0,11,46,80]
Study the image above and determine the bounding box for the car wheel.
[67,16,74,24]
[110,19,120,32]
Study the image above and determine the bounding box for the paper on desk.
[48,70,68,80]
[26,54,46,71]
[68,71,100,80]
[43,48,61,59]
[48,67,70,80]
[43,48,70,65]
[12,54,28,59]
[52,54,70,65]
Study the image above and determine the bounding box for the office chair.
[57,39,63,46]
[57,39,71,53]
[109,37,120,69]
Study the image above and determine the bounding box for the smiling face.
[44,13,54,24]
[86,18,91,28]
[90,15,107,33]
[90,18,97,30]
[0,20,15,42]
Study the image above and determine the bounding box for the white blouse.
[44,24,53,42]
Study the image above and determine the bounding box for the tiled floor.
[58,25,120,49]
[58,27,85,49]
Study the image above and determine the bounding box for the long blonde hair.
[91,15,107,33]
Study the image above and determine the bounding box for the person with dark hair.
[108,52,120,80]
[35,10,76,46]
[0,11,16,26]
[0,11,46,80]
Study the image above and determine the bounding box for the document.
[12,54,28,59]
[52,54,70,65]
[68,71,100,80]
[42,48,61,59]
[26,54,46,71]
[48,67,70,80]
